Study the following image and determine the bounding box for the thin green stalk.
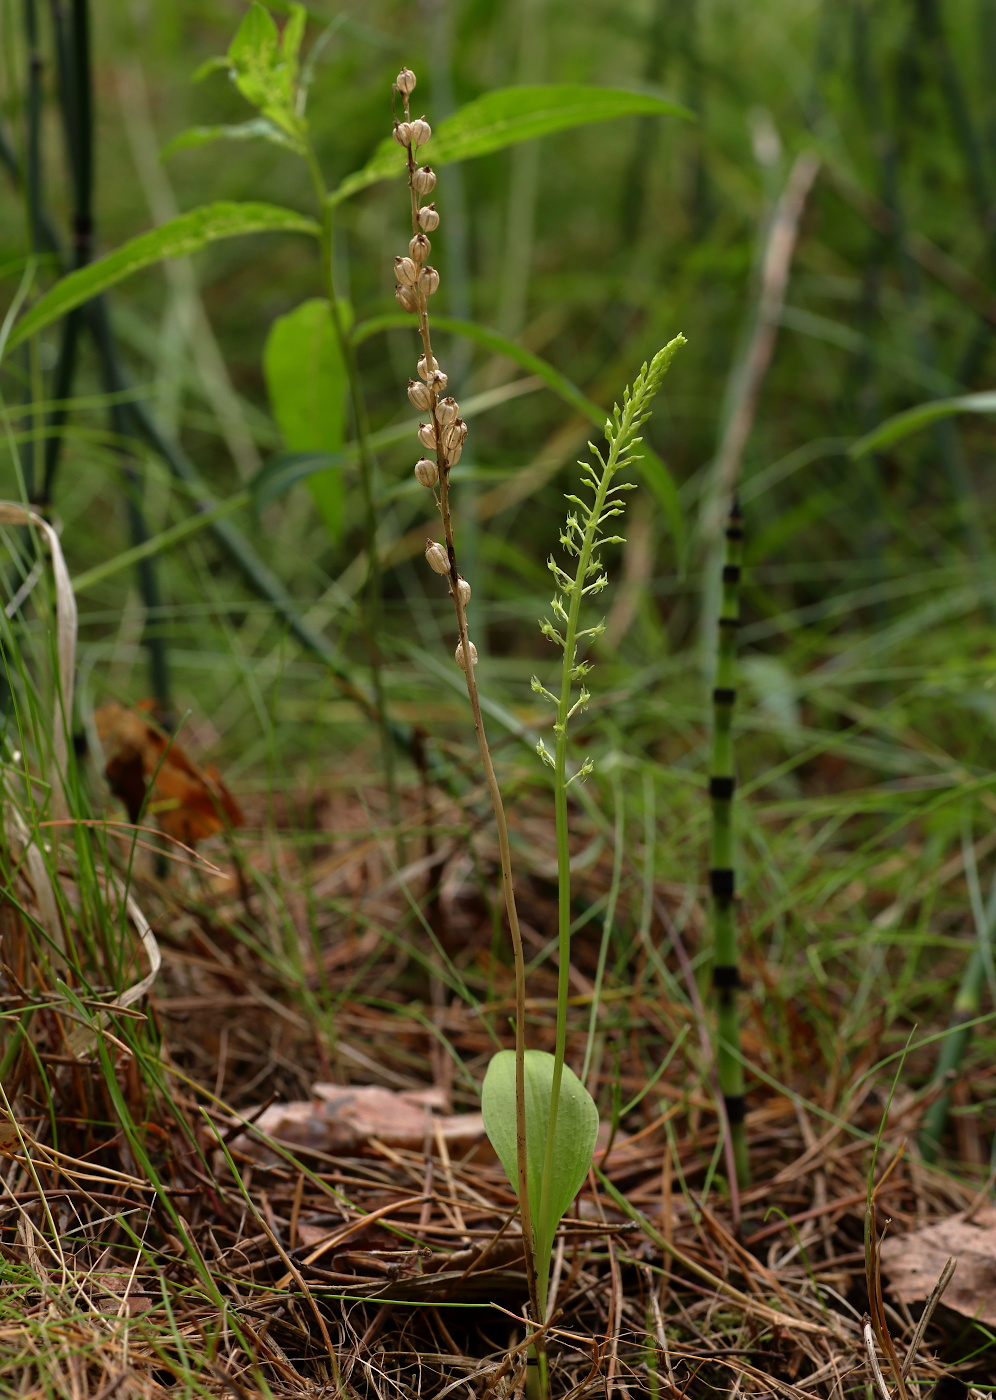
[710,498,749,1186]
[534,338,685,1313]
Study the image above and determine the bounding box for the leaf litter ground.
[1,757,994,1398]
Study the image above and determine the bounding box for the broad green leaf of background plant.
[4,202,320,353]
[162,118,304,159]
[481,1049,598,1283]
[263,298,348,538]
[849,390,996,457]
[330,84,693,205]
[226,2,305,145]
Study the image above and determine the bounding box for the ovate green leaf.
[263,298,348,538]
[6,202,319,353]
[481,1049,598,1287]
[331,84,693,204]
[849,391,996,457]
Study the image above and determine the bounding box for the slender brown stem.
[397,86,541,1336]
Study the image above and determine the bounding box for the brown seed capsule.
[414,457,438,488]
[407,378,433,411]
[425,540,449,574]
[447,441,463,465]
[418,421,437,451]
[418,203,440,232]
[395,284,419,314]
[395,255,418,287]
[441,417,467,453]
[417,353,439,382]
[455,577,471,607]
[410,117,431,149]
[396,67,416,95]
[393,121,413,148]
[435,396,459,427]
[409,233,431,264]
[412,165,436,195]
[455,639,478,670]
[426,368,448,392]
[418,266,440,297]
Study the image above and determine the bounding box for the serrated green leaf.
[352,311,686,560]
[227,1,302,140]
[331,84,693,205]
[5,202,319,353]
[229,2,282,100]
[162,118,304,159]
[280,2,308,81]
[263,298,348,537]
[481,1049,598,1292]
[849,390,996,458]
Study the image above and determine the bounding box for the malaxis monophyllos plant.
[387,65,684,1390]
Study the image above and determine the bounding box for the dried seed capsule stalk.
[395,256,418,287]
[412,165,436,195]
[425,540,449,574]
[410,117,431,149]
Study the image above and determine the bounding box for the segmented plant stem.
[710,499,749,1187]
[395,87,542,1338]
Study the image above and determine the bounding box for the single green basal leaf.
[5,202,320,353]
[162,118,305,159]
[263,298,348,538]
[331,84,693,205]
[849,390,996,458]
[481,1049,598,1275]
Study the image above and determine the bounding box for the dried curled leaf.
[95,702,242,846]
[881,1209,996,1324]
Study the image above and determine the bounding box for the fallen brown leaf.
[881,1208,996,1324]
[236,1082,485,1158]
[95,701,242,846]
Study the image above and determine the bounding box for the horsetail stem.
[710,498,749,1187]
